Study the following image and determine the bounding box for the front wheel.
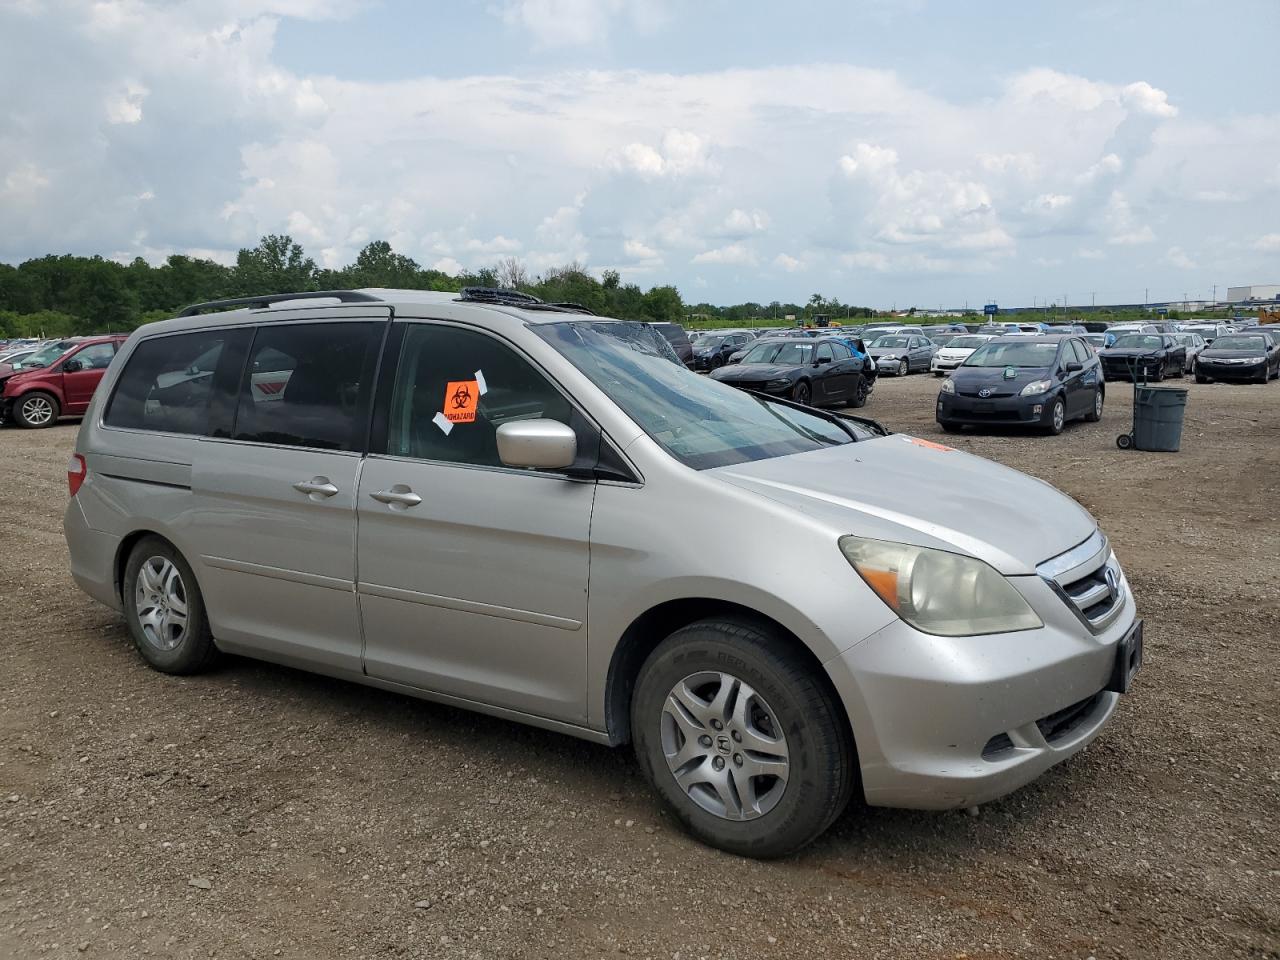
[791,380,812,406]
[631,619,855,859]
[1043,396,1066,435]
[897,359,908,377]
[1195,371,1209,384]
[12,391,59,429]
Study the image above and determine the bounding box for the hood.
[867,346,909,358]
[936,347,977,360]
[710,363,800,382]
[1102,347,1164,358]
[1201,348,1266,360]
[712,434,1095,575]
[948,365,1052,390]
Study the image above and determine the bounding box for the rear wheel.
[848,376,869,408]
[791,380,812,406]
[631,619,855,859]
[13,391,59,429]
[122,537,218,675]
[1085,387,1104,422]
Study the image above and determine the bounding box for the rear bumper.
[63,498,123,612]
[936,392,1047,426]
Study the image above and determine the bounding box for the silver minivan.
[65,288,1143,857]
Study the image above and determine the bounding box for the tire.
[1195,372,1209,384]
[897,359,908,377]
[12,391,59,429]
[848,376,869,408]
[1116,433,1133,450]
[122,536,218,675]
[1085,387,1104,422]
[791,380,812,406]
[631,618,855,859]
[1043,396,1066,435]
[1152,366,1164,383]
[939,421,961,433]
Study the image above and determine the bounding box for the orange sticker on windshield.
[443,380,479,424]
[903,436,954,452]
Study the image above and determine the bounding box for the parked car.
[937,334,1104,435]
[866,334,934,376]
[690,331,754,371]
[1099,334,1187,382]
[64,287,1142,859]
[0,348,37,367]
[1194,335,1279,384]
[1169,332,1207,373]
[709,335,871,407]
[649,323,693,367]
[1180,323,1230,344]
[930,334,997,375]
[0,334,128,427]
[1105,323,1159,338]
[1081,333,1115,352]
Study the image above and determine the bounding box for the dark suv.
[937,334,1104,435]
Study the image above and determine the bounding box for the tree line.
[0,235,882,339]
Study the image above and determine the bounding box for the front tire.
[897,359,908,377]
[123,537,218,675]
[631,619,855,859]
[791,380,812,406]
[1195,371,1209,384]
[12,391,59,429]
[1043,396,1066,435]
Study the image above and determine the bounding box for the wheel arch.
[602,598,854,754]
[114,528,182,602]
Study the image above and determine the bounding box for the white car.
[930,334,997,375]
[1169,332,1207,373]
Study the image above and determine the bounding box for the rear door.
[190,315,385,672]
[356,320,596,723]
[61,341,119,412]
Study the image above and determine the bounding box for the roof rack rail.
[457,287,595,316]
[176,290,383,317]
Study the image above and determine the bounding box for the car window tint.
[815,343,834,362]
[830,342,851,360]
[384,324,574,469]
[1068,340,1089,363]
[233,322,379,451]
[74,343,116,369]
[105,332,229,435]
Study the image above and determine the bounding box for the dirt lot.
[1,374,1277,960]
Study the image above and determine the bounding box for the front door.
[61,341,118,412]
[191,317,384,672]
[357,321,595,724]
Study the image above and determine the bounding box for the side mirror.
[61,358,83,373]
[496,419,577,471]
[1065,361,1083,373]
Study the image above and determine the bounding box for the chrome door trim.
[200,555,354,592]
[358,581,582,631]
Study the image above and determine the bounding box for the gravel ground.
[0,373,1277,960]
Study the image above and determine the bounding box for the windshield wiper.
[746,390,888,441]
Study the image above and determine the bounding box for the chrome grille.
[1037,530,1125,634]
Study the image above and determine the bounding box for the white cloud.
[497,0,668,48]
[1165,246,1196,269]
[432,257,464,275]
[608,129,715,179]
[105,81,148,124]
[773,252,802,272]
[1254,233,1280,253]
[692,243,755,266]
[719,208,770,237]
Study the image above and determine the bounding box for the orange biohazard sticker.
[443,380,479,424]
[903,436,954,452]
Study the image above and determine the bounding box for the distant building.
[1227,284,1280,303]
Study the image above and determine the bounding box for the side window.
[829,341,851,360]
[383,324,574,469]
[72,343,116,370]
[815,343,834,363]
[1069,340,1089,363]
[105,332,231,435]
[233,322,379,452]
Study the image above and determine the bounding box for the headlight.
[939,378,955,394]
[838,536,1043,636]
[765,378,792,389]
[1020,379,1052,396]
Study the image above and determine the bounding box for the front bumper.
[1101,359,1163,381]
[930,357,964,371]
[1197,360,1265,381]
[716,378,792,398]
[826,570,1137,809]
[936,391,1047,426]
[691,355,719,371]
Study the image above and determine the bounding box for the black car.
[709,336,871,407]
[936,334,1103,435]
[1099,334,1186,382]
[690,331,754,371]
[649,323,694,367]
[1194,335,1279,384]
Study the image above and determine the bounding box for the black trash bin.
[1132,385,1188,452]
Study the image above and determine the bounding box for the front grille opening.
[1061,566,1120,625]
[982,733,1015,760]
[1036,692,1103,744]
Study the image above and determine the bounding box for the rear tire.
[12,391,59,429]
[848,376,869,408]
[122,537,218,675]
[1085,387,1104,422]
[631,619,855,859]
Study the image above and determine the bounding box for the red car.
[0,335,128,428]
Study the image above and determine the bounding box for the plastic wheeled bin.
[1121,385,1188,452]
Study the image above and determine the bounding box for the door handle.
[293,477,339,499]
[369,486,422,509]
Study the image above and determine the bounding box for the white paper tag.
[432,411,454,435]
[474,369,487,396]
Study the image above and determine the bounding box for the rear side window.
[105,332,228,435]
[233,322,380,452]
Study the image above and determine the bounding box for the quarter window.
[383,324,575,469]
[233,322,379,452]
[105,333,227,435]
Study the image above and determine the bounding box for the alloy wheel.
[134,556,189,651]
[1094,390,1103,419]
[660,671,790,821]
[1053,399,1066,432]
[20,396,54,425]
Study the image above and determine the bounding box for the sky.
[2,0,1278,309]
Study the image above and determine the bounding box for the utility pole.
[1144,288,1148,308]
[1091,292,1096,308]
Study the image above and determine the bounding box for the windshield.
[1113,335,1163,349]
[741,340,815,365]
[945,336,989,349]
[697,335,729,348]
[964,341,1060,367]
[870,336,910,348]
[533,321,862,470]
[13,340,77,370]
[1211,336,1266,352]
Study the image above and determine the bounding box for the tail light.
[67,454,87,497]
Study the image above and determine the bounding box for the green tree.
[232,234,317,295]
